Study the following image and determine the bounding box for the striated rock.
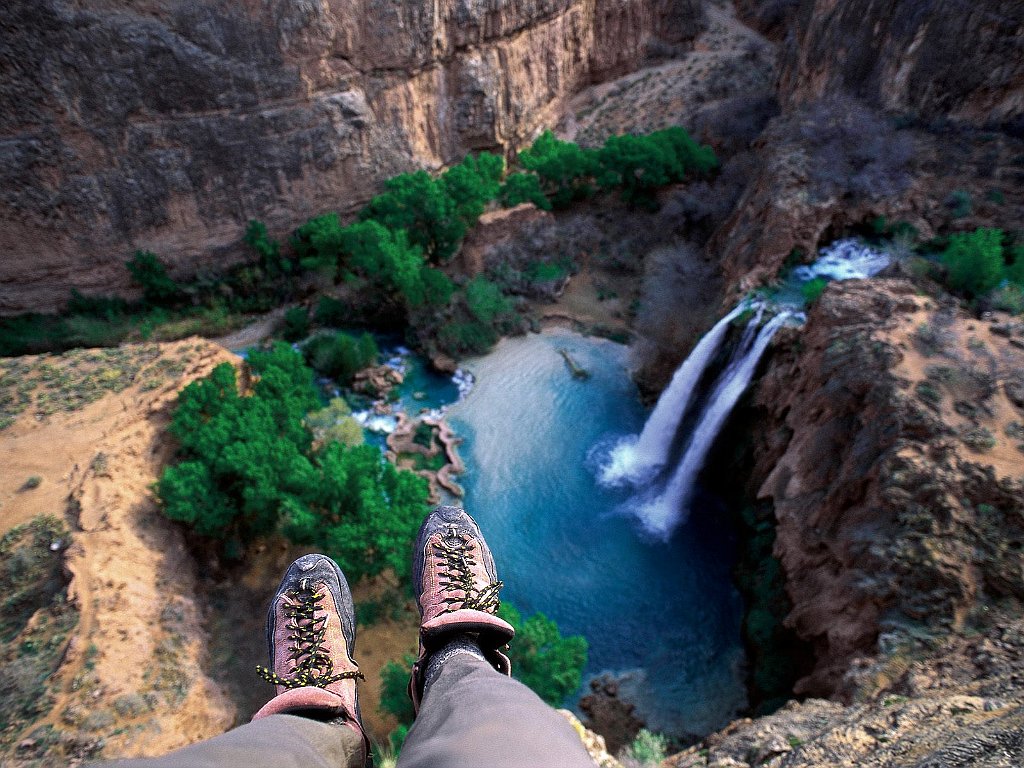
[0,0,704,315]
[666,613,1024,767]
[749,280,1024,697]
[778,0,1024,127]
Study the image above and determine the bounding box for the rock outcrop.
[667,611,1024,767]
[778,0,1024,127]
[0,0,703,315]
[750,280,1024,697]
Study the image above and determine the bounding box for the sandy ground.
[880,301,1024,482]
[0,339,241,762]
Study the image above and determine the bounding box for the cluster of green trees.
[157,343,429,577]
[520,128,718,208]
[940,228,1024,312]
[302,330,379,382]
[1,126,716,358]
[378,603,588,752]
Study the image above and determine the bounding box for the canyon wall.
[0,0,703,314]
[778,0,1024,127]
[750,280,1024,696]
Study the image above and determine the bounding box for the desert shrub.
[127,251,183,307]
[496,603,588,706]
[500,172,552,210]
[303,331,379,382]
[622,729,669,767]
[989,283,1024,315]
[795,95,914,201]
[941,228,1005,297]
[281,307,310,342]
[947,189,973,219]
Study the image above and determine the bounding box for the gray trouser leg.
[398,654,596,768]
[97,713,365,768]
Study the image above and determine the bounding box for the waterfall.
[600,302,749,486]
[633,311,793,539]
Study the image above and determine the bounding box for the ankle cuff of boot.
[420,609,514,649]
[253,687,351,720]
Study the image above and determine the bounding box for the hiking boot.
[409,506,515,710]
[253,554,369,761]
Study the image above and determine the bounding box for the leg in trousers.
[398,653,596,768]
[96,713,365,768]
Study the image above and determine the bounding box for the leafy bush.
[800,277,828,304]
[379,654,417,726]
[941,228,1005,297]
[465,277,514,325]
[304,397,364,447]
[315,296,349,326]
[622,729,669,767]
[436,320,497,356]
[281,307,310,342]
[440,152,505,226]
[127,251,182,307]
[244,220,292,280]
[303,331,379,382]
[497,603,588,706]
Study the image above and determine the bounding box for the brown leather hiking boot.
[253,554,369,761]
[409,506,515,710]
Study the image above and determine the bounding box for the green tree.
[942,228,1005,297]
[244,220,292,280]
[441,152,505,225]
[519,131,599,208]
[499,172,552,211]
[361,171,465,263]
[304,397,364,448]
[338,221,428,308]
[291,213,346,276]
[126,251,182,307]
[281,306,310,342]
[497,603,588,705]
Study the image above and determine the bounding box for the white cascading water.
[600,302,749,486]
[632,311,793,538]
[598,238,890,539]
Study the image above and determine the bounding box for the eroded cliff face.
[778,0,1024,127]
[750,280,1024,697]
[0,0,703,314]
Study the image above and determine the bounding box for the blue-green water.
[447,328,746,737]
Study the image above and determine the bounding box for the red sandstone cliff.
[0,0,703,314]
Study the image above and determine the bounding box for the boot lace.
[257,577,365,689]
[434,526,503,614]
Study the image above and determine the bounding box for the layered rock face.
[751,279,1024,696]
[0,0,703,314]
[778,0,1024,126]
